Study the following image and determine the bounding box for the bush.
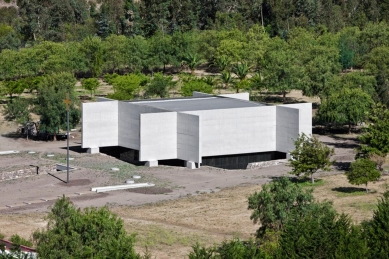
[33,196,141,258]
[276,206,368,259]
[181,79,213,96]
[364,195,389,258]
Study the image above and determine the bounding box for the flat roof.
[129,96,265,112]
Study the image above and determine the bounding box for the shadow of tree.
[333,161,351,171]
[332,187,368,193]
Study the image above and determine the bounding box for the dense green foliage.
[33,196,141,258]
[277,208,368,259]
[358,104,389,157]
[1,0,389,134]
[35,73,80,133]
[364,193,389,258]
[2,98,31,124]
[247,177,316,238]
[346,158,381,192]
[289,133,335,183]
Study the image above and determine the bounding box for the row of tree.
[3,22,389,132]
[2,0,389,43]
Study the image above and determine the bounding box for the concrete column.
[87,147,99,154]
[146,160,158,167]
[186,161,196,169]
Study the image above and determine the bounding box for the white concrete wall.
[185,106,277,157]
[139,112,177,161]
[279,103,312,135]
[177,113,201,163]
[118,102,166,150]
[218,92,250,100]
[276,106,300,153]
[82,101,118,148]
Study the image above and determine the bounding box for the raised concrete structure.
[82,93,312,169]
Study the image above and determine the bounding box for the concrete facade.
[82,93,312,168]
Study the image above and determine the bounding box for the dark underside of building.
[100,146,286,170]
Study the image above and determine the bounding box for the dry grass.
[312,174,389,223]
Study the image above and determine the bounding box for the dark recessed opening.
[201,151,286,170]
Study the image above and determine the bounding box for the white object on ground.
[132,175,141,179]
[47,154,54,157]
[0,151,20,155]
[65,157,74,160]
[126,180,135,184]
[111,167,120,171]
[28,151,36,154]
[91,183,155,193]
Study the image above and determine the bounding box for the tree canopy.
[289,133,334,183]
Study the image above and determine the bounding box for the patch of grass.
[293,178,325,187]
[348,202,377,212]
[136,225,201,248]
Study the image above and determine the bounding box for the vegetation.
[33,196,142,258]
[289,133,335,183]
[190,178,389,259]
[346,158,381,193]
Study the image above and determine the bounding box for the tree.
[80,36,104,77]
[144,72,176,98]
[103,34,128,73]
[232,61,251,93]
[213,55,231,72]
[182,53,203,75]
[180,79,213,97]
[247,177,316,238]
[188,239,267,259]
[81,78,99,97]
[33,196,141,258]
[289,133,334,183]
[261,37,304,102]
[364,193,389,258]
[2,98,31,124]
[346,158,380,193]
[219,71,232,90]
[316,87,373,134]
[277,207,368,259]
[358,103,389,157]
[0,79,26,102]
[107,73,148,100]
[36,73,80,134]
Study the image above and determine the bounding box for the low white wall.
[139,112,177,161]
[82,101,118,148]
[177,113,201,163]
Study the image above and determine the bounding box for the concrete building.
[82,92,312,169]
